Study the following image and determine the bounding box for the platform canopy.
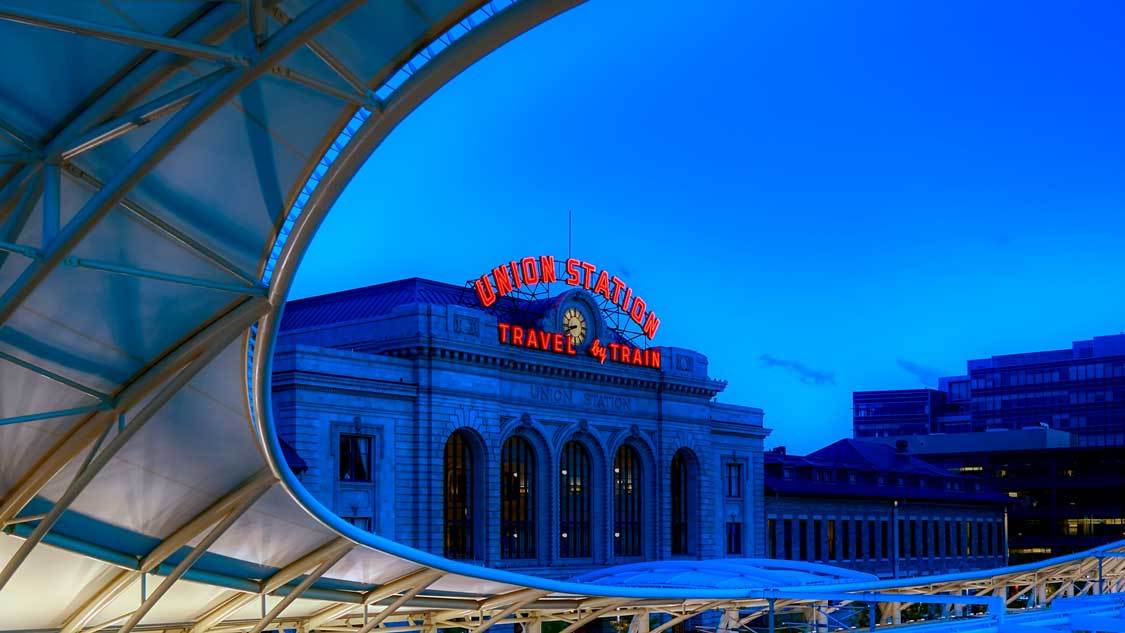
[0,2,1124,633]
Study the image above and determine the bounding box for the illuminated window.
[671,449,698,555]
[339,434,372,482]
[614,445,643,557]
[560,441,592,558]
[443,431,474,560]
[501,436,536,559]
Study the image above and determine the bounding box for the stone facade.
[272,278,769,579]
[764,441,1009,579]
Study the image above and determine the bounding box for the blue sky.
[291,0,1125,452]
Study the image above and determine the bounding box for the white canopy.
[0,2,1122,632]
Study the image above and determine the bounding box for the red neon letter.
[474,275,496,307]
[593,271,611,299]
[565,258,581,286]
[621,287,632,312]
[492,265,513,296]
[566,337,576,355]
[526,327,540,349]
[642,312,660,339]
[509,261,523,289]
[553,333,564,353]
[580,261,597,289]
[608,343,621,362]
[630,297,646,325]
[512,325,525,346]
[611,276,625,304]
[521,257,539,284]
[631,346,644,365]
[648,348,662,369]
[540,255,557,283]
[498,322,511,343]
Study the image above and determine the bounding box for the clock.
[562,306,588,346]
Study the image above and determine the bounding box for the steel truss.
[0,2,1122,633]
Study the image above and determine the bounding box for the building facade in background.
[854,333,1125,446]
[870,429,1125,564]
[272,276,768,579]
[764,440,1008,579]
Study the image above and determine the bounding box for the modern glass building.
[272,277,769,579]
[870,429,1125,564]
[854,333,1125,445]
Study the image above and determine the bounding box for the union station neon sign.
[472,256,663,369]
[473,255,661,339]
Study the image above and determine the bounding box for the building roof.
[571,559,877,590]
[279,276,634,346]
[765,439,1008,504]
[805,439,951,478]
[868,429,1075,455]
[280,278,473,330]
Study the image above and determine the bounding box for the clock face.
[562,307,588,346]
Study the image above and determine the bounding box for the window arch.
[560,440,592,558]
[671,448,699,555]
[443,430,475,559]
[501,435,536,559]
[614,444,643,557]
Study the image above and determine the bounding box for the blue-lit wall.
[271,280,768,578]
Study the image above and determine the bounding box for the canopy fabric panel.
[1,2,1124,633]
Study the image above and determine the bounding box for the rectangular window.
[842,520,851,559]
[726,522,743,555]
[344,516,371,531]
[855,520,863,559]
[339,434,373,482]
[724,462,743,498]
[799,519,808,560]
[784,519,794,559]
[880,520,889,559]
[966,522,973,556]
[956,521,963,556]
[922,520,930,557]
[898,519,906,558]
[827,519,836,560]
[909,520,918,558]
[867,520,876,560]
[813,520,823,560]
[945,521,952,557]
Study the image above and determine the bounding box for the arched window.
[671,448,698,555]
[560,441,592,558]
[501,436,536,559]
[614,444,643,557]
[443,431,474,559]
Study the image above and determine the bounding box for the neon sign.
[473,255,661,340]
[497,322,662,369]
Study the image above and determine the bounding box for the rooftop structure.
[854,333,1125,445]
